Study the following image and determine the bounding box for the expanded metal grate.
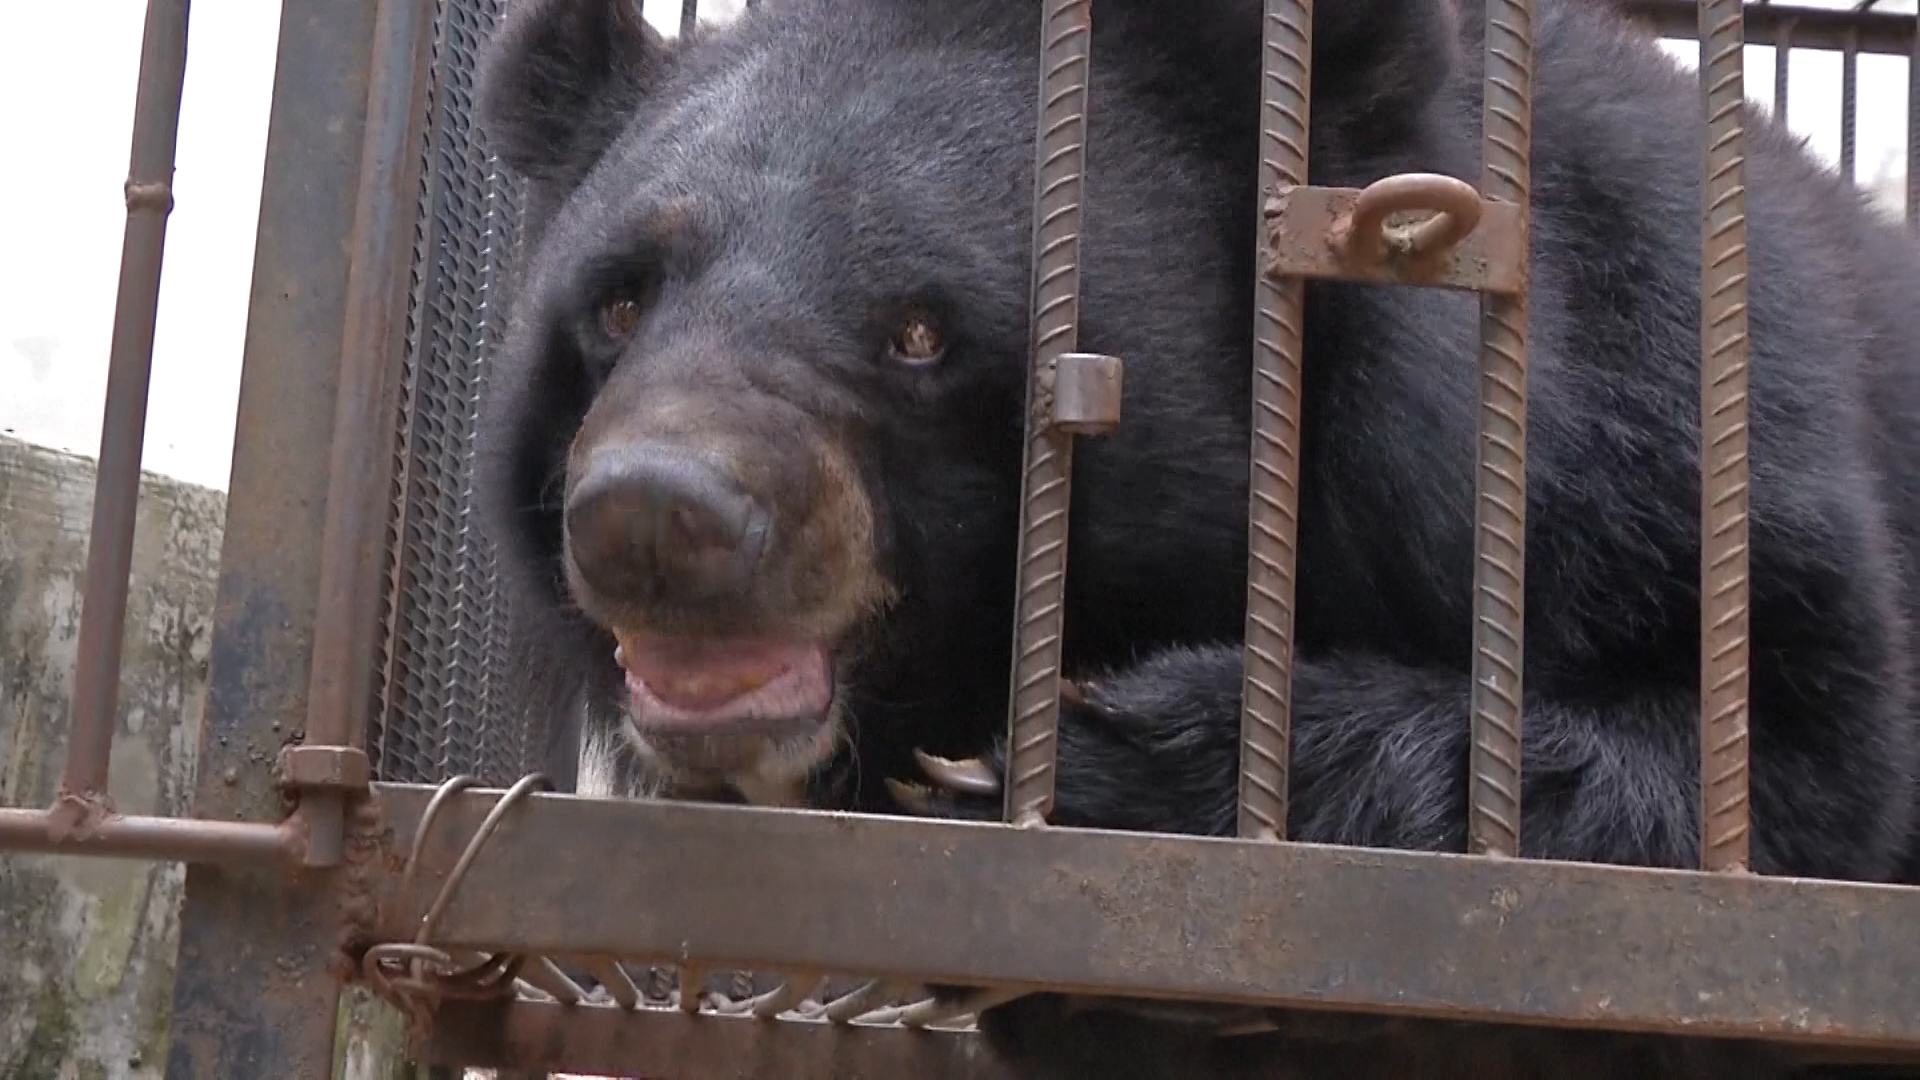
[373,0,526,786]
[369,0,756,789]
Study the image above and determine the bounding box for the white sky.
[0,0,1909,493]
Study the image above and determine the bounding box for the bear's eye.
[600,298,644,341]
[887,312,946,368]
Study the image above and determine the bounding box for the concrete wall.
[0,435,224,1080]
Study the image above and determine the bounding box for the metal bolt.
[276,744,371,792]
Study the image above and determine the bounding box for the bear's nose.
[564,444,770,605]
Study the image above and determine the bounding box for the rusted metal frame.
[0,0,435,877]
[0,0,300,869]
[295,0,441,869]
[1238,0,1310,841]
[1619,0,1914,55]
[1698,0,1754,874]
[54,0,190,820]
[415,999,1008,1078]
[164,0,439,1076]
[1466,0,1535,860]
[1003,0,1098,826]
[372,786,1920,1051]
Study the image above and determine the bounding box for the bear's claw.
[884,777,937,813]
[911,749,1003,796]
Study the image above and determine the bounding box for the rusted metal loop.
[361,941,524,1024]
[362,941,451,1004]
[399,773,478,902]
[364,773,553,1026]
[439,952,524,999]
[362,942,460,1026]
[1339,173,1485,261]
[412,772,553,947]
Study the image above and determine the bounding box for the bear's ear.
[478,0,670,185]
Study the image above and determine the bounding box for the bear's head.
[477,0,1055,803]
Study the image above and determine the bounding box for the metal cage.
[1,0,1918,1076]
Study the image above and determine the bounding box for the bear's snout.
[564,443,771,608]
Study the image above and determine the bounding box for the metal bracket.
[1042,352,1125,437]
[1264,174,1526,295]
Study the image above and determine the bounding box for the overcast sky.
[0,0,1910,492]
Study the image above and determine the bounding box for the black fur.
[475,0,1920,1075]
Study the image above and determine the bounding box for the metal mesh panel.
[373,0,525,785]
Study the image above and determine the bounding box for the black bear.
[474,0,1920,1075]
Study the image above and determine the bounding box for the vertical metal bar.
[1908,12,1917,229]
[1773,19,1792,127]
[1841,28,1858,181]
[59,0,191,806]
[299,0,439,867]
[1698,0,1754,874]
[1004,0,1093,825]
[166,0,394,1071]
[1467,0,1535,859]
[1238,0,1311,841]
[681,0,699,38]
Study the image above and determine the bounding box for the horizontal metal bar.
[412,999,1005,1078]
[1263,184,1526,294]
[373,785,1920,1051]
[0,806,299,863]
[1617,0,1915,54]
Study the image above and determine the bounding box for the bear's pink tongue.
[614,631,832,734]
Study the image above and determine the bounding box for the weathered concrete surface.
[0,435,223,1080]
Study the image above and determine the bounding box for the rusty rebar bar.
[1773,18,1792,124]
[1697,0,1755,874]
[1467,0,1535,858]
[1238,0,1312,841]
[60,0,191,806]
[1840,28,1858,181]
[1004,0,1094,825]
[1908,11,1917,229]
[0,807,297,863]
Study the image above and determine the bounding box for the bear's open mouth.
[613,629,834,738]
